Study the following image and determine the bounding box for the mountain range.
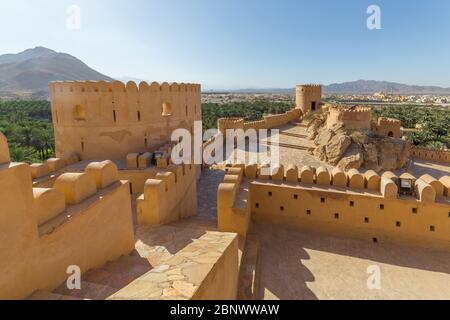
[0,47,113,98]
[1,47,450,97]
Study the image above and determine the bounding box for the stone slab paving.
[109,231,238,300]
[226,123,332,169]
[253,223,450,300]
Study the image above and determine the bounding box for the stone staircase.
[238,234,261,300]
[29,253,152,300]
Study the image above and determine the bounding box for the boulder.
[337,143,364,170]
[325,133,352,165]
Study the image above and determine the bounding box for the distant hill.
[0,47,113,98]
[209,80,450,95]
[323,80,450,95]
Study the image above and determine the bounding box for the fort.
[0,81,450,300]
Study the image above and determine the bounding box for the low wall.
[136,163,198,226]
[0,160,135,299]
[109,231,239,300]
[218,167,251,237]
[218,163,450,251]
[218,108,302,134]
[411,146,450,164]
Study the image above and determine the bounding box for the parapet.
[136,164,197,226]
[49,80,201,95]
[218,166,250,236]
[53,173,97,205]
[296,84,322,91]
[410,146,450,164]
[376,117,402,138]
[0,132,10,164]
[326,104,372,130]
[32,188,66,225]
[85,160,119,189]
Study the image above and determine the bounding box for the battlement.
[50,80,201,160]
[217,108,302,134]
[296,84,322,90]
[0,157,134,299]
[376,117,402,138]
[296,84,322,113]
[326,104,372,130]
[378,117,401,125]
[136,163,197,226]
[411,146,450,163]
[218,163,450,250]
[49,80,201,94]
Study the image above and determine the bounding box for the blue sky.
[1,0,449,89]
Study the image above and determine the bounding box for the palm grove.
[0,99,448,163]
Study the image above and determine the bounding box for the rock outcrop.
[308,113,410,171]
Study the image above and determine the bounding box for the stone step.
[118,254,151,267]
[53,280,118,300]
[237,234,260,300]
[28,290,88,300]
[103,260,151,278]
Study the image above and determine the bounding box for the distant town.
[202,91,450,107]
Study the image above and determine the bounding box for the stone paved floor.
[253,223,450,300]
[196,167,225,219]
[226,123,332,169]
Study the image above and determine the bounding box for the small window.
[268,192,272,197]
[294,194,298,200]
[81,141,85,152]
[280,206,284,212]
[255,203,260,208]
[373,238,378,243]
[321,197,325,203]
[144,138,148,148]
[113,110,117,122]
[350,201,355,207]
[186,105,188,116]
[396,221,401,227]
[129,183,133,194]
[334,213,340,220]
[430,226,435,232]
[364,217,369,224]
[74,104,86,121]
[380,204,385,210]
[162,102,173,116]
[306,210,311,215]
[412,208,418,214]
[448,212,450,218]
[137,111,141,121]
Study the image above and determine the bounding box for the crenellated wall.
[136,163,198,226]
[49,81,201,160]
[218,163,450,251]
[217,108,302,134]
[376,117,401,138]
[0,135,135,299]
[217,167,251,237]
[410,146,450,164]
[296,84,322,114]
[326,105,372,130]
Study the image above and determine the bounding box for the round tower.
[296,84,322,114]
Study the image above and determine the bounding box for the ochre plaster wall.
[296,84,322,114]
[49,81,201,160]
[0,159,135,299]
